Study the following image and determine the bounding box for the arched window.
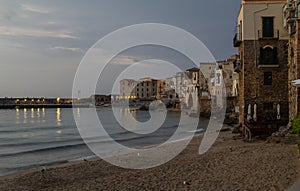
[260,46,278,65]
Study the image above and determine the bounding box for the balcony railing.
[258,29,279,39]
[233,33,242,47]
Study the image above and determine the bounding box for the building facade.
[285,0,300,121]
[119,79,137,101]
[136,78,165,100]
[234,0,289,124]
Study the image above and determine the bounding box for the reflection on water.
[13,108,67,127]
[56,108,61,126]
[42,108,45,118]
[77,108,80,118]
[16,108,20,124]
[23,108,27,124]
[31,108,34,121]
[37,108,40,118]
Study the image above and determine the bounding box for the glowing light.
[31,108,34,119]
[23,108,28,123]
[56,108,61,126]
[56,97,60,103]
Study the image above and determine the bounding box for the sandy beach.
[0,130,299,191]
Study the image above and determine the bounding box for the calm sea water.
[0,108,208,176]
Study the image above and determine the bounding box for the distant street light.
[56,97,60,104]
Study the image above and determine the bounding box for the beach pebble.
[40,166,46,172]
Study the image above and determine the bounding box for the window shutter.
[273,47,278,64]
[260,47,264,64]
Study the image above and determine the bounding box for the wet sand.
[0,130,299,191]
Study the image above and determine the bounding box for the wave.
[0,143,88,158]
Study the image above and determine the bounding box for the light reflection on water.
[56,108,61,127]
[16,108,19,124]
[13,108,70,128]
[23,108,27,124]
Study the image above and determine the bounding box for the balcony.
[233,33,242,47]
[258,29,279,39]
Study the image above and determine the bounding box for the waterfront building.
[119,79,137,101]
[234,0,289,124]
[136,78,165,101]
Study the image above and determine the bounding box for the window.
[147,88,149,92]
[260,47,278,65]
[263,102,273,111]
[262,17,274,37]
[264,72,272,85]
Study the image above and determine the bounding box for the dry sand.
[0,130,299,191]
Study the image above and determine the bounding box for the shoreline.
[0,129,206,178]
[0,130,299,190]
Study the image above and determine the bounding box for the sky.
[0,0,241,98]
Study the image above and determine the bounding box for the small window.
[147,88,149,92]
[264,72,272,85]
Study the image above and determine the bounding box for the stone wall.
[239,39,289,123]
[288,19,300,121]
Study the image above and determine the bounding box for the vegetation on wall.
[290,113,300,147]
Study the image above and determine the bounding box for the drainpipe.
[253,4,269,98]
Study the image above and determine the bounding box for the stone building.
[234,0,289,124]
[217,56,240,98]
[135,78,165,101]
[119,79,137,101]
[284,0,300,121]
[119,78,166,101]
[92,95,111,105]
[199,62,216,97]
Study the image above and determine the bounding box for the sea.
[0,107,209,176]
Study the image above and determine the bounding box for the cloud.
[47,21,57,25]
[0,25,78,39]
[50,46,84,52]
[0,41,24,48]
[21,4,56,14]
[0,9,16,21]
